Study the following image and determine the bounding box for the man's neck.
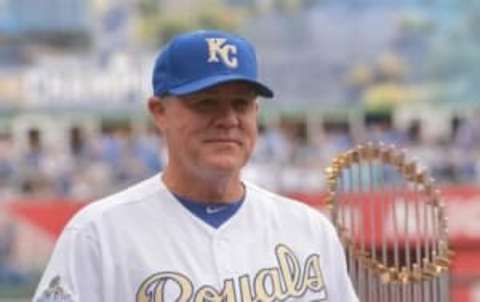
[162,167,244,204]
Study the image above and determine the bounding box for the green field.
[0,282,36,301]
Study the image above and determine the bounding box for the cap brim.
[168,74,274,98]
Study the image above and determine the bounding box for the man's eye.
[233,99,253,111]
[191,98,217,111]
[198,99,216,107]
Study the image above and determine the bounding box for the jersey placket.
[212,232,236,283]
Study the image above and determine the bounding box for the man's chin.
[202,158,245,175]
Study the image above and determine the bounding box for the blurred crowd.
[0,123,165,201]
[0,111,479,202]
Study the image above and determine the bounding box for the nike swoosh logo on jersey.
[206,205,227,214]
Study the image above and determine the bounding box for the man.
[33,30,358,301]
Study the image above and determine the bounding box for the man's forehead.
[190,82,258,95]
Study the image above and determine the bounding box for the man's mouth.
[204,139,242,145]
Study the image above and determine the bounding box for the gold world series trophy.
[326,142,453,302]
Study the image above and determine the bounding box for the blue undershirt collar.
[172,192,245,228]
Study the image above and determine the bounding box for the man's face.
[149,82,259,178]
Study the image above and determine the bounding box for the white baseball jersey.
[33,174,358,301]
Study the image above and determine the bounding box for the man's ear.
[148,96,165,114]
[148,96,167,129]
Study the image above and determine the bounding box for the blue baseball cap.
[152,30,274,98]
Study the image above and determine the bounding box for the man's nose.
[214,103,240,127]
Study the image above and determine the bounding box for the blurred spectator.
[452,110,480,182]
[0,217,25,284]
[0,133,14,198]
[253,122,292,163]
[96,125,124,176]
[454,110,480,150]
[131,126,165,177]
[70,127,85,159]
[367,122,406,145]
[15,129,54,197]
[318,124,353,166]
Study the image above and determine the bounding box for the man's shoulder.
[65,174,163,231]
[244,181,330,224]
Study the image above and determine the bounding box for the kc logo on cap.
[206,38,238,69]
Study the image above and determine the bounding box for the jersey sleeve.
[327,224,359,302]
[314,211,359,302]
[32,227,102,302]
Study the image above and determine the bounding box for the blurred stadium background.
[0,0,479,300]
